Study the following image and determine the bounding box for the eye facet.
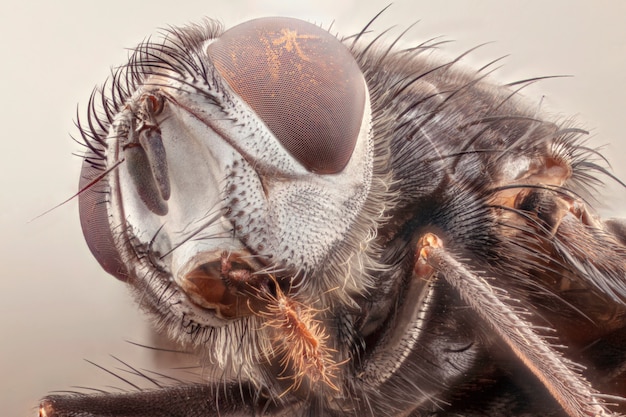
[78,159,129,282]
[207,17,366,174]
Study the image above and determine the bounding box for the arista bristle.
[256,278,340,394]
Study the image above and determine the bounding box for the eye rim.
[78,158,130,282]
[207,16,367,174]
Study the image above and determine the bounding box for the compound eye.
[207,17,366,174]
[78,159,129,282]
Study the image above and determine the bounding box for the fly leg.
[415,233,615,417]
[39,382,286,417]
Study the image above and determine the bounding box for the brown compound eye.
[207,17,366,174]
[78,159,130,282]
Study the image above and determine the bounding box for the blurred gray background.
[1,1,625,415]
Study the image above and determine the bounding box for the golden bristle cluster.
[255,279,340,394]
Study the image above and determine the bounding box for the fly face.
[42,15,626,417]
[77,17,382,388]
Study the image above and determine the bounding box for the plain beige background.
[2,1,625,415]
